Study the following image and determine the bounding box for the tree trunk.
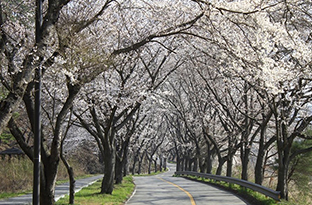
[255,151,265,185]
[148,159,152,174]
[184,156,189,171]
[40,160,59,205]
[216,158,224,175]
[188,158,193,171]
[206,153,213,174]
[115,156,123,184]
[176,156,181,171]
[159,155,163,172]
[123,156,129,177]
[138,153,145,174]
[122,138,130,177]
[255,126,266,185]
[132,156,137,175]
[192,158,198,172]
[154,159,157,173]
[276,141,291,200]
[226,156,233,177]
[241,147,250,180]
[163,158,167,171]
[255,110,274,185]
[68,168,75,204]
[61,155,75,204]
[276,157,289,200]
[101,143,116,194]
[226,144,233,177]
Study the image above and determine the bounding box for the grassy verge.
[180,175,278,205]
[56,169,169,204]
[56,176,135,205]
[0,191,30,199]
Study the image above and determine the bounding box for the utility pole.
[33,0,42,204]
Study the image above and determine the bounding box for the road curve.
[0,175,103,205]
[126,164,249,205]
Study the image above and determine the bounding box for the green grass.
[0,191,30,199]
[56,176,135,205]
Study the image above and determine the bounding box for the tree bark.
[40,159,59,205]
[241,146,250,180]
[101,139,116,194]
[216,157,225,175]
[115,155,123,184]
[61,148,75,204]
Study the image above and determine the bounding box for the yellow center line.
[157,177,196,205]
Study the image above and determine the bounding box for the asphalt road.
[0,175,103,205]
[126,164,249,205]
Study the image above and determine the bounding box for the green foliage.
[56,176,135,205]
[0,131,14,144]
[0,191,30,199]
[288,139,312,203]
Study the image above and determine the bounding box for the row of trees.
[1,0,312,203]
[157,0,312,200]
[0,0,201,204]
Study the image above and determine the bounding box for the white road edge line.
[125,179,137,204]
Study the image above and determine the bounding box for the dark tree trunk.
[68,168,75,204]
[123,156,129,177]
[138,153,145,174]
[159,155,163,171]
[115,156,123,184]
[40,160,59,205]
[216,157,225,175]
[276,156,289,200]
[255,135,276,185]
[193,158,198,172]
[241,147,250,180]
[154,159,157,173]
[206,153,213,174]
[188,158,193,171]
[255,110,274,185]
[255,124,266,185]
[176,156,181,171]
[255,150,265,185]
[199,157,205,173]
[184,156,189,171]
[132,155,137,175]
[226,143,234,177]
[61,155,75,204]
[101,141,116,194]
[276,136,291,200]
[148,159,152,174]
[122,138,130,177]
[226,155,233,177]
[163,158,167,171]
